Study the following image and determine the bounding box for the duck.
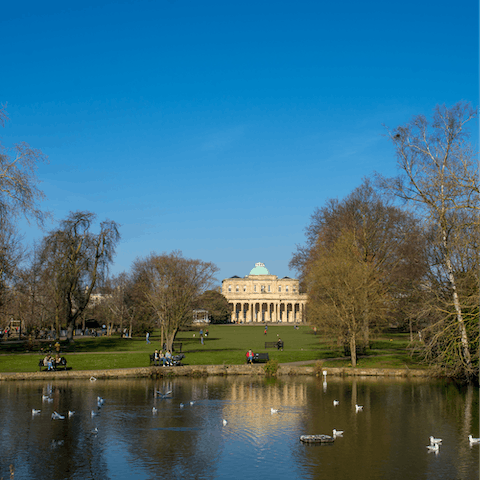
[32,409,41,415]
[91,410,97,417]
[333,429,344,437]
[51,411,65,420]
[468,435,480,444]
[333,400,339,406]
[429,436,442,445]
[68,410,75,417]
[90,376,97,382]
[355,404,363,412]
[223,419,228,426]
[271,408,279,414]
[426,443,439,452]
[152,407,157,414]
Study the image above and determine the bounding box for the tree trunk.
[443,232,472,369]
[350,335,357,367]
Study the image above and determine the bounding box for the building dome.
[249,262,270,276]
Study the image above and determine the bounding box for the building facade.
[221,262,307,323]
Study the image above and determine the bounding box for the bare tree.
[39,211,120,341]
[291,180,427,354]
[305,230,390,366]
[0,104,49,227]
[379,101,478,379]
[132,251,218,352]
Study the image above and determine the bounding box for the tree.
[0,104,48,226]
[0,105,48,324]
[132,251,218,351]
[305,230,390,366]
[291,180,427,363]
[193,289,230,323]
[39,211,120,341]
[380,101,479,380]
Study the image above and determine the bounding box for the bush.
[264,359,279,376]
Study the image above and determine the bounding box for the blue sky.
[2,0,478,285]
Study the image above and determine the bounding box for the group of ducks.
[32,393,105,436]
[332,399,363,412]
[426,434,480,454]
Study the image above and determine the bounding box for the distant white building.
[221,262,307,323]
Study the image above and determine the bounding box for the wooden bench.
[38,357,67,371]
[253,353,269,363]
[265,341,284,350]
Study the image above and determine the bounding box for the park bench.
[149,353,185,367]
[38,357,67,371]
[253,353,269,363]
[265,341,284,350]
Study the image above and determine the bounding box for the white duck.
[222,419,228,426]
[333,400,339,406]
[426,443,439,452]
[270,408,279,414]
[468,435,480,444]
[429,436,442,445]
[355,404,363,412]
[32,409,41,415]
[333,429,344,437]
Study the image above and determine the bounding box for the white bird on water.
[468,435,480,444]
[91,427,98,434]
[429,436,442,445]
[355,404,363,412]
[223,419,228,426]
[91,410,97,417]
[32,409,41,415]
[68,411,75,417]
[42,395,50,401]
[426,443,439,452]
[179,403,184,408]
[51,411,65,420]
[333,429,344,437]
[271,408,279,414]
[333,400,339,406]
[190,401,195,406]
[152,407,157,414]
[90,376,97,382]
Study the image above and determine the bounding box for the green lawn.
[0,325,423,372]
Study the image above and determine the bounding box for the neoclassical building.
[221,262,307,323]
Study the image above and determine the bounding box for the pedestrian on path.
[146,332,150,344]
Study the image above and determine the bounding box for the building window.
[228,285,232,292]
[293,286,296,293]
[278,286,281,292]
[268,285,271,292]
[254,285,257,292]
[286,286,289,292]
[261,285,265,293]
[243,285,247,292]
[236,285,239,292]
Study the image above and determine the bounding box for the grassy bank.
[0,324,424,373]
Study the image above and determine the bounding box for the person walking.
[264,325,268,335]
[146,332,150,344]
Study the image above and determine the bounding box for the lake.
[0,375,478,479]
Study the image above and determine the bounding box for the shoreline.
[0,364,433,381]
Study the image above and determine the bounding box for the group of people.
[153,349,172,367]
[42,353,63,370]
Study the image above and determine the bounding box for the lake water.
[0,375,478,479]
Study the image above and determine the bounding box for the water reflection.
[0,376,478,479]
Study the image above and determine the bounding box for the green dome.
[249,262,270,275]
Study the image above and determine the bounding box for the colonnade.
[229,302,306,323]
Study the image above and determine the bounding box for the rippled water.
[0,376,478,479]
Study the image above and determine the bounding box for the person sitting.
[246,349,254,364]
[153,349,160,366]
[165,350,172,366]
[277,338,284,351]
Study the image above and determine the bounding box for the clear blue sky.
[2,0,478,285]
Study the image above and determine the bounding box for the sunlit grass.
[0,325,424,372]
